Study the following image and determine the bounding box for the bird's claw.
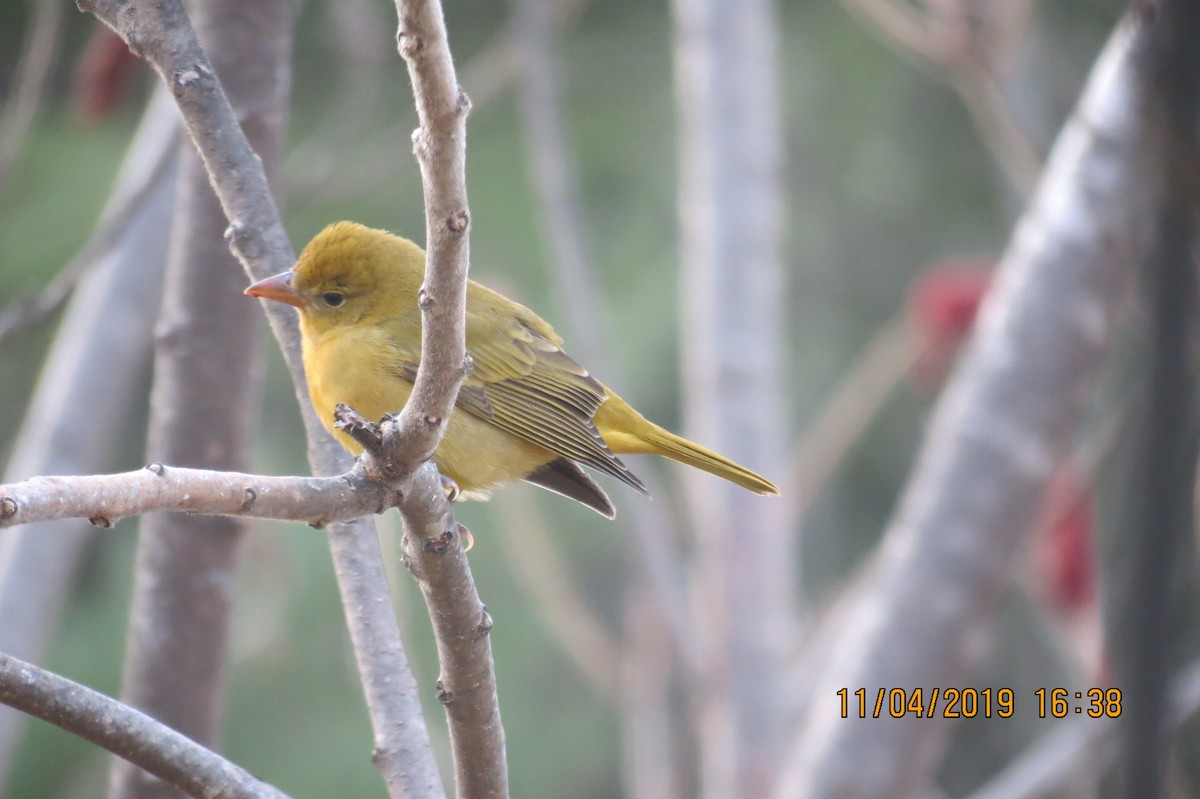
[440,474,461,502]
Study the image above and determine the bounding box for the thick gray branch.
[0,652,293,799]
[111,3,289,795]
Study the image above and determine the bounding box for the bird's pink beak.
[244,271,304,308]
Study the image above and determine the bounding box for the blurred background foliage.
[0,0,1127,796]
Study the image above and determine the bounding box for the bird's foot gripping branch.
[333,402,442,489]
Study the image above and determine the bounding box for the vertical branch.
[512,2,693,794]
[78,2,446,796]
[109,2,289,797]
[0,92,178,791]
[389,2,509,795]
[669,0,793,795]
[778,20,1158,798]
[1113,5,1200,796]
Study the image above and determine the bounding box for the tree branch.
[670,0,794,793]
[110,4,290,794]
[0,464,401,530]
[75,3,446,794]
[383,1,509,794]
[0,91,178,789]
[0,652,293,799]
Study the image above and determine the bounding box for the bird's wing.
[384,310,648,495]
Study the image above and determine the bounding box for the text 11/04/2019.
[837,687,1123,719]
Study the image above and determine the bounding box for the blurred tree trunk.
[778,20,1158,798]
[669,0,793,795]
[109,2,292,797]
[0,90,177,791]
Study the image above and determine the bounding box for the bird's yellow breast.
[300,317,554,494]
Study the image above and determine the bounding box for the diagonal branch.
[0,0,64,190]
[0,652,293,799]
[778,19,1159,798]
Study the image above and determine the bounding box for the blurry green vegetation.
[0,0,1124,796]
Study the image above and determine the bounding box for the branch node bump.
[446,210,469,234]
[423,529,455,555]
[172,66,207,91]
[474,606,494,639]
[241,488,257,511]
[397,26,424,59]
[457,87,472,114]
[0,497,16,520]
[435,680,454,705]
[309,519,328,530]
[417,287,434,309]
[462,351,474,375]
[146,462,166,476]
[88,515,112,529]
[422,414,442,428]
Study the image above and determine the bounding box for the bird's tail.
[599,400,779,495]
[640,426,780,495]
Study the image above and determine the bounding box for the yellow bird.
[246,221,778,518]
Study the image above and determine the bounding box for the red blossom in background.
[1032,464,1098,614]
[72,25,143,121]
[907,260,993,391]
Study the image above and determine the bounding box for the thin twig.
[0,651,293,799]
[0,135,177,347]
[0,143,172,345]
[968,661,1200,799]
[0,0,64,189]
[837,0,1043,199]
[292,0,590,207]
[785,314,919,528]
[514,0,696,671]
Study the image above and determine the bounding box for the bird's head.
[245,221,425,334]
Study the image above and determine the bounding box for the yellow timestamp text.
[836,687,1122,719]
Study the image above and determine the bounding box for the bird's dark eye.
[323,291,345,307]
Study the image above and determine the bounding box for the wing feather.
[382,309,648,495]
